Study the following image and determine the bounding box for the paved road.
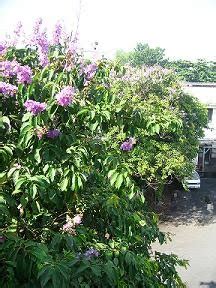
[153,178,216,288]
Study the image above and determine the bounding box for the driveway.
[153,178,216,287]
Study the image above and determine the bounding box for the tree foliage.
[116,43,216,82]
[0,21,207,287]
[116,43,167,67]
[167,59,216,82]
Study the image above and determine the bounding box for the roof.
[200,128,216,143]
[185,82,216,88]
[184,83,216,107]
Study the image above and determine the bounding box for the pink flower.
[63,222,73,231]
[55,86,75,107]
[73,214,82,225]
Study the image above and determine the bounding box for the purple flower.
[24,100,46,115]
[31,19,49,67]
[52,22,63,45]
[14,21,23,36]
[0,81,17,97]
[0,42,7,55]
[67,38,78,54]
[120,137,136,151]
[32,18,43,35]
[16,65,32,84]
[46,129,61,139]
[84,63,97,81]
[0,60,18,77]
[0,60,32,83]
[84,248,99,259]
[120,141,133,151]
[55,86,75,107]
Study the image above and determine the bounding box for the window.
[208,108,213,122]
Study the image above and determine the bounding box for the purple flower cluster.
[0,60,18,77]
[46,129,61,139]
[62,214,82,235]
[55,86,75,107]
[52,22,63,45]
[12,21,23,46]
[16,65,32,84]
[31,18,49,67]
[13,21,23,38]
[84,248,99,259]
[0,42,7,55]
[84,63,97,81]
[0,60,32,84]
[24,100,46,115]
[120,137,136,151]
[0,81,17,97]
[67,34,79,54]
[143,65,171,83]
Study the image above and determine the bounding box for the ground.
[153,178,216,288]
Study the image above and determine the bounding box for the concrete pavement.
[153,178,216,287]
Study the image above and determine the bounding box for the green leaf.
[154,123,160,134]
[34,148,41,163]
[89,121,98,131]
[32,184,37,199]
[60,177,69,191]
[3,146,13,156]
[115,174,124,189]
[2,116,11,129]
[22,112,32,122]
[90,110,96,119]
[49,167,56,182]
[110,172,119,186]
[108,169,116,179]
[77,175,83,189]
[8,167,18,178]
[0,172,7,185]
[71,174,76,191]
[77,108,89,116]
[13,177,26,194]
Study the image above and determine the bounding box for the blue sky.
[0,0,215,60]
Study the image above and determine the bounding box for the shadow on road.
[200,281,216,288]
[159,178,216,226]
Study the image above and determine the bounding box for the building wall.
[184,83,216,167]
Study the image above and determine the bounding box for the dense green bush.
[0,20,207,287]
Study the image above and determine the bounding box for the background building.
[185,82,216,172]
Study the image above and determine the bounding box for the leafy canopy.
[0,20,207,287]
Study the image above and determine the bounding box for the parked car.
[184,171,200,189]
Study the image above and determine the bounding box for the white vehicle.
[184,171,200,189]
